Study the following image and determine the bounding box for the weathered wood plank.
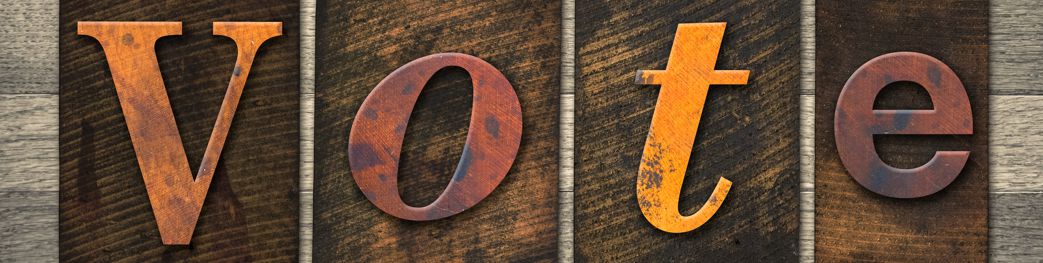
[301,0,316,97]
[0,191,58,263]
[815,0,990,260]
[559,94,575,262]
[798,2,814,261]
[300,91,314,263]
[300,92,314,262]
[0,0,58,94]
[800,0,815,96]
[991,0,1043,95]
[300,1,316,262]
[560,94,575,193]
[559,0,576,261]
[798,0,814,192]
[300,191,313,263]
[558,191,575,262]
[991,192,1043,262]
[990,96,1043,191]
[314,0,560,261]
[59,0,300,261]
[799,192,813,263]
[800,96,814,192]
[561,0,576,96]
[0,95,58,192]
[575,0,802,261]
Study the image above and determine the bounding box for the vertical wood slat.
[300,0,316,262]
[559,1,577,261]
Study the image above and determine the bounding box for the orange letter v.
[78,21,281,245]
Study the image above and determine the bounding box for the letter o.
[349,53,522,220]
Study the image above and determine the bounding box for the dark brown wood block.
[314,1,559,261]
[59,1,299,261]
[815,0,989,261]
[575,0,801,261]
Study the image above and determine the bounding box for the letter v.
[78,21,281,245]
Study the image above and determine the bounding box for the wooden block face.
[815,0,989,261]
[59,1,299,261]
[575,1,801,261]
[314,1,559,261]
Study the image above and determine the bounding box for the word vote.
[81,21,973,243]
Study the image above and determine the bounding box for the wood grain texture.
[300,92,314,262]
[798,1,814,261]
[799,0,815,96]
[802,192,1043,263]
[314,0,559,261]
[575,0,800,261]
[559,94,575,262]
[799,192,813,263]
[59,0,299,261]
[0,0,57,94]
[990,96,1043,191]
[991,0,1043,95]
[1,95,58,192]
[798,0,814,192]
[800,96,814,192]
[815,0,989,261]
[0,94,58,262]
[300,1,316,261]
[558,0,576,260]
[300,188,313,263]
[0,191,58,262]
[991,193,1043,262]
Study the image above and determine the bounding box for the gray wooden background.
[1,0,1039,262]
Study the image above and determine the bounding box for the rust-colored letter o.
[835,52,972,198]
[349,53,522,221]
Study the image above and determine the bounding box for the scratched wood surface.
[56,0,299,261]
[2,0,1043,262]
[313,0,559,261]
[574,0,801,261]
[299,0,316,261]
[815,0,990,261]
[0,1,57,94]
